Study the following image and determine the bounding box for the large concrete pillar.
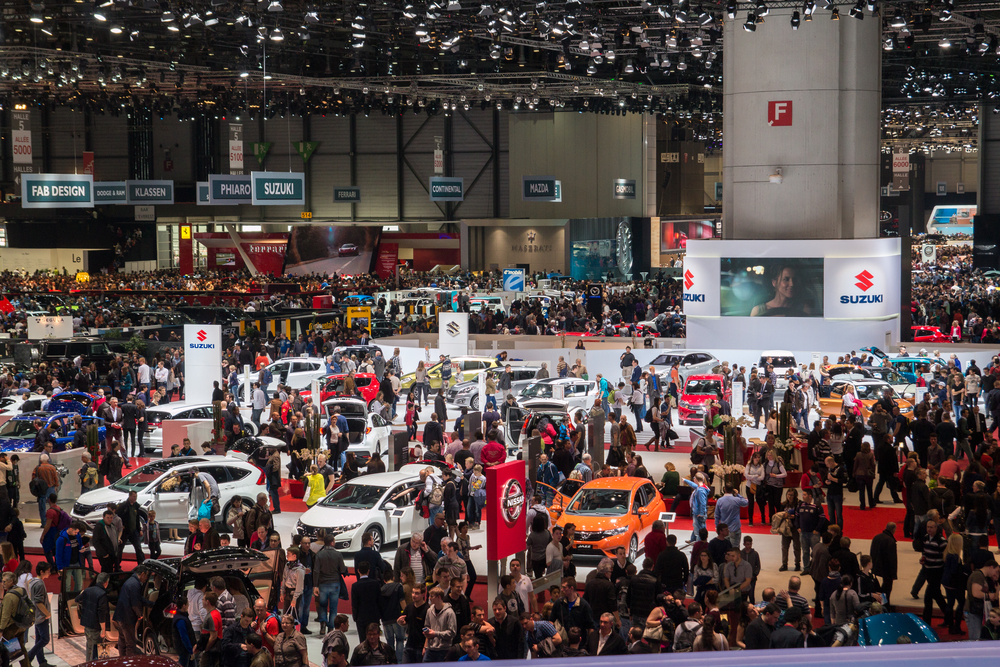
[722,10,881,239]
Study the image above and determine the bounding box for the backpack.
[674,621,701,652]
[81,463,99,489]
[429,481,444,506]
[56,508,72,533]
[644,407,654,424]
[28,469,47,499]
[7,587,35,630]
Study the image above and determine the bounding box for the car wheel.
[369,525,384,552]
[471,395,479,411]
[627,534,639,563]
[367,399,376,413]
[143,628,160,656]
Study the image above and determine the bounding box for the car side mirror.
[383,502,397,511]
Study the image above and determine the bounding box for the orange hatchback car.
[552,477,666,562]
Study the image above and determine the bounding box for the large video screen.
[284,225,381,276]
[720,258,824,318]
[660,220,715,251]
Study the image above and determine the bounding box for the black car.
[333,344,383,362]
[60,548,270,656]
[14,337,117,374]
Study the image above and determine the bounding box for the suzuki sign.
[680,256,720,317]
[825,255,899,319]
[184,324,222,404]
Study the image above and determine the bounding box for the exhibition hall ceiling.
[0,0,991,151]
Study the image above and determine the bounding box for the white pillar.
[722,9,881,239]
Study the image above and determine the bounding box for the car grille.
[448,388,461,400]
[297,524,322,537]
[575,531,608,541]
[73,503,94,516]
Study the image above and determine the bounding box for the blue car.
[0,412,107,453]
[858,612,939,646]
[45,391,98,415]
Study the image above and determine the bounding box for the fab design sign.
[126,180,174,204]
[209,174,252,205]
[22,174,94,209]
[251,171,305,206]
[485,460,527,560]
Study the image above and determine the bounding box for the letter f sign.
[768,101,792,126]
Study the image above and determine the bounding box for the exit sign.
[301,211,312,219]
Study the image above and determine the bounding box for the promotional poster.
[284,225,381,275]
[720,258,825,318]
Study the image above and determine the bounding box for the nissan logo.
[501,479,524,526]
[446,321,462,337]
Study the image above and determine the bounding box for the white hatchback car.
[70,456,266,529]
[145,402,259,455]
[322,397,393,465]
[517,378,598,413]
[294,471,423,551]
[237,357,328,393]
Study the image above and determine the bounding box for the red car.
[299,373,381,409]
[677,374,732,425]
[912,325,952,343]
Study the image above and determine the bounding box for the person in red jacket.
[480,430,507,468]
[644,520,668,565]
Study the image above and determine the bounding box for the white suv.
[759,350,797,390]
[517,378,598,413]
[70,456,266,529]
[237,357,328,393]
[145,402,259,455]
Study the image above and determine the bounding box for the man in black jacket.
[115,491,145,564]
[490,599,524,660]
[654,535,689,593]
[626,559,659,628]
[583,560,618,625]
[870,522,898,607]
[552,577,595,633]
[743,603,779,650]
[77,572,111,661]
[221,607,255,667]
[121,396,138,459]
[350,561,382,643]
[587,613,628,656]
[769,607,805,648]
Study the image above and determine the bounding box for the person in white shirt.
[137,358,151,388]
[154,362,169,388]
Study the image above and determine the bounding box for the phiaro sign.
[824,255,900,320]
[209,174,252,205]
[184,324,222,405]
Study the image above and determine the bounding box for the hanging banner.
[251,171,305,206]
[229,123,244,175]
[94,181,127,204]
[209,174,252,205]
[82,151,95,177]
[250,142,272,166]
[197,181,210,204]
[293,141,320,163]
[434,136,444,174]
[334,187,361,202]
[429,177,464,201]
[892,153,910,192]
[375,243,399,280]
[21,173,94,209]
[12,109,32,173]
[522,175,559,201]
[126,180,174,204]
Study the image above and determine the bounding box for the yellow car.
[817,379,914,422]
[400,356,500,390]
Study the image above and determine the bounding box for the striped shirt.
[922,532,947,569]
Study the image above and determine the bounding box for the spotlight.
[743,11,756,30]
[110,25,122,33]
[304,11,318,22]
[726,0,736,18]
[161,10,174,21]
[830,8,839,20]
[624,58,634,73]
[447,0,460,9]
[240,69,249,78]
[804,0,815,14]
[755,0,769,17]
[849,1,863,19]
[790,10,800,28]
[883,34,895,50]
[94,12,106,20]
[890,12,905,27]
[271,27,284,41]
[268,0,282,10]
[29,13,43,23]
[939,36,950,47]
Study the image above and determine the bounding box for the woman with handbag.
[745,452,766,527]
[762,448,787,522]
[691,550,719,606]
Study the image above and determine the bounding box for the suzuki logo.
[446,321,462,337]
[684,270,694,290]
[854,270,874,292]
[196,329,207,342]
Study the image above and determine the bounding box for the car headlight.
[599,526,629,539]
[334,523,362,535]
[458,386,476,395]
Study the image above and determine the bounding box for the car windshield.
[520,384,553,398]
[111,459,191,492]
[319,483,388,509]
[0,420,39,438]
[566,488,631,516]
[650,354,683,366]
[869,369,907,384]
[684,379,722,396]
[854,384,895,400]
[760,356,796,368]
